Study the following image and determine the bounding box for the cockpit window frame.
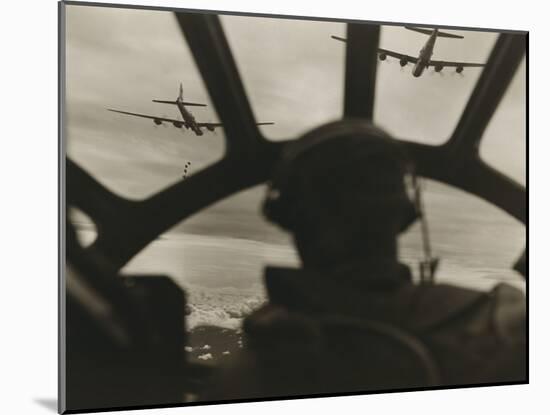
[63,2,527,275]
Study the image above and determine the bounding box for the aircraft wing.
[330,35,347,43]
[428,59,485,68]
[196,122,223,129]
[107,109,187,125]
[330,36,418,64]
[377,48,418,64]
[195,122,275,129]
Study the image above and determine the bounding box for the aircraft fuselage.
[412,29,437,77]
[176,99,203,136]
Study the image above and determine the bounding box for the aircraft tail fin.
[405,26,464,39]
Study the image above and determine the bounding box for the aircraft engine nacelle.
[153,119,162,125]
[206,125,215,132]
[456,66,464,74]
[435,64,444,72]
[399,58,408,67]
[379,53,387,61]
[173,121,183,128]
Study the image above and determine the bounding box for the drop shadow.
[34,398,57,412]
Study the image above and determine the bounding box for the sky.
[65,4,526,242]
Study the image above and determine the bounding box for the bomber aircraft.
[108,83,274,136]
[332,26,486,77]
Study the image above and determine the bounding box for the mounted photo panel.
[59,1,527,413]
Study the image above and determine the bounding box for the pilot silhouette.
[204,120,526,400]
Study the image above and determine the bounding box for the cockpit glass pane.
[400,180,525,292]
[65,5,224,201]
[480,58,526,185]
[374,26,497,145]
[122,185,299,333]
[222,15,346,141]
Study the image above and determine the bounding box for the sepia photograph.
[60,1,527,413]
